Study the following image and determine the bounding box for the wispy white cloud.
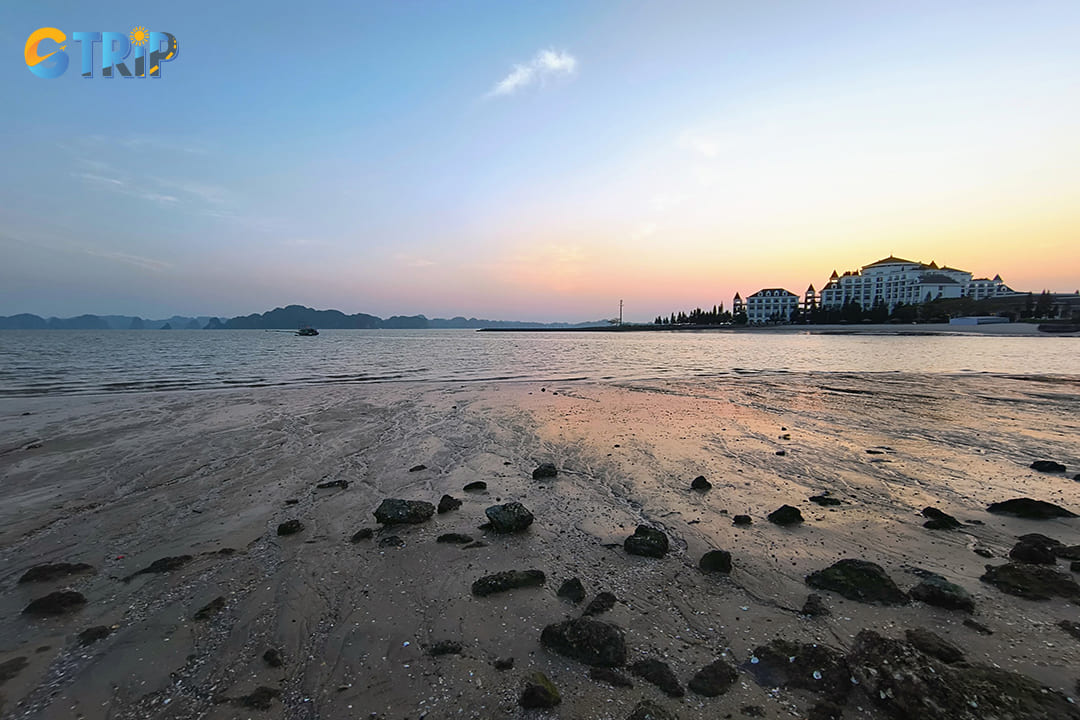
[153,178,230,205]
[678,131,720,158]
[83,248,172,272]
[83,134,209,155]
[631,222,658,242]
[488,48,577,97]
[134,191,181,204]
[74,172,125,186]
[72,171,179,204]
[650,193,685,212]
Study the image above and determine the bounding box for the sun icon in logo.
[130,26,149,46]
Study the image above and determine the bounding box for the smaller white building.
[746,288,799,324]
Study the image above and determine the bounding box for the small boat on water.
[296,326,319,336]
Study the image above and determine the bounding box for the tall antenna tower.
[619,300,623,326]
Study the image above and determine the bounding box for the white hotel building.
[744,288,799,324]
[736,256,1015,324]
[817,256,1013,311]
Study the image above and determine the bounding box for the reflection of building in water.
[745,288,799,324]
[817,256,1014,311]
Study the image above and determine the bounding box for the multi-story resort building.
[745,288,799,324]
[736,255,1015,324]
[817,256,1012,311]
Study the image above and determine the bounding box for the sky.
[2,1,1079,322]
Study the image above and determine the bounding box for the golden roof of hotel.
[863,255,919,267]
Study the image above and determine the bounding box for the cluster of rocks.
[529,604,1080,720]
[741,630,1080,720]
[805,559,976,612]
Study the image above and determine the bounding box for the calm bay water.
[0,329,1076,398]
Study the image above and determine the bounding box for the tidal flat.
[0,372,1078,719]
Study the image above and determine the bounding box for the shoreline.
[480,322,1078,336]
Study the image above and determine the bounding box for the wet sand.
[0,373,1078,719]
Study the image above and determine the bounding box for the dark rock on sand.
[484,502,534,533]
[374,498,435,525]
[629,658,684,697]
[437,533,473,544]
[775,450,787,456]
[910,572,975,612]
[745,638,850,700]
[691,475,711,490]
[558,578,586,603]
[922,506,962,530]
[408,464,427,472]
[905,628,965,663]
[532,463,558,480]
[378,535,404,548]
[1030,460,1066,472]
[350,528,374,542]
[963,618,994,635]
[1072,560,1080,572]
[263,648,283,667]
[540,617,627,667]
[740,706,766,717]
[688,658,738,697]
[18,562,94,584]
[809,495,843,507]
[0,657,28,684]
[493,657,514,670]
[699,549,732,573]
[1059,620,1080,641]
[848,629,1080,720]
[437,494,462,514]
[463,481,487,492]
[623,525,669,558]
[1010,536,1059,564]
[1018,532,1064,549]
[471,570,545,597]
[23,590,87,616]
[429,640,463,656]
[124,555,193,581]
[767,505,804,525]
[519,671,561,708]
[980,562,1080,601]
[78,626,112,646]
[628,699,678,720]
[986,497,1077,519]
[193,596,226,621]
[590,666,633,687]
[583,591,617,616]
[801,593,830,617]
[1055,544,1080,560]
[806,559,909,605]
[277,520,304,536]
[733,514,752,526]
[315,478,348,489]
[808,701,845,720]
[235,686,280,710]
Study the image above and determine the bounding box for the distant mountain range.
[0,305,607,330]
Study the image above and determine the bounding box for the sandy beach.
[1,373,1078,719]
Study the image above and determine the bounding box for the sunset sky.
[2,1,1078,321]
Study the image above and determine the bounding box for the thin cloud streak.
[488,48,577,97]
[83,248,172,272]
